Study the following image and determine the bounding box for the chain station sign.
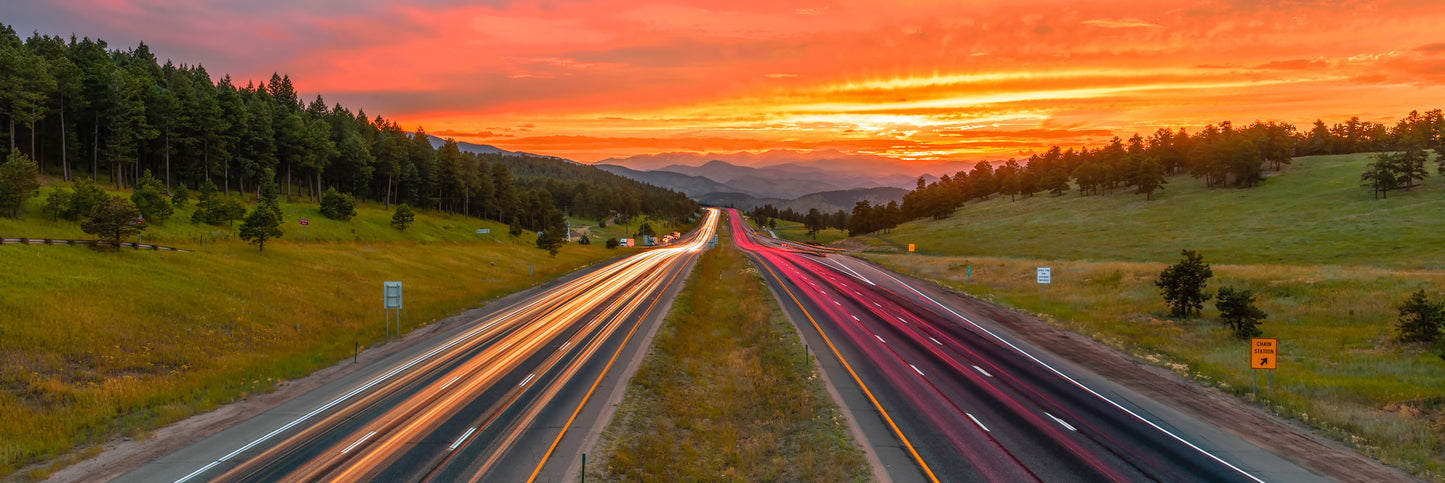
[1250,338,1278,369]
[299,218,309,226]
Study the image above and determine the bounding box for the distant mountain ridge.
[425,135,574,163]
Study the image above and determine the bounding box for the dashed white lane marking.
[851,315,860,321]
[967,413,990,432]
[440,376,461,390]
[341,431,377,454]
[972,365,993,377]
[519,374,535,386]
[1046,412,1077,431]
[450,427,478,451]
[875,335,886,344]
[910,364,924,376]
[558,341,570,351]
[929,336,942,345]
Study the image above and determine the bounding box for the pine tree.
[390,203,414,230]
[240,170,283,251]
[0,148,40,217]
[131,169,172,224]
[1396,290,1444,344]
[1156,249,1213,317]
[81,195,144,249]
[1215,286,1266,339]
[536,225,565,257]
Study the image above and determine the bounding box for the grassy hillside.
[0,181,630,479]
[846,153,1445,479]
[858,154,1445,269]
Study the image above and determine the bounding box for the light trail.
[726,208,1258,482]
[201,209,721,482]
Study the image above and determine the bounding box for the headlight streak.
[208,209,721,482]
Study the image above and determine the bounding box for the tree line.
[875,110,1445,235]
[0,24,696,236]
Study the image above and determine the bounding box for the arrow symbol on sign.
[1260,358,1269,365]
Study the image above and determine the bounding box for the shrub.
[1216,286,1266,339]
[319,187,356,221]
[0,148,40,218]
[172,183,190,207]
[578,234,590,245]
[1156,249,1213,317]
[605,237,620,249]
[1396,290,1444,344]
[391,203,415,230]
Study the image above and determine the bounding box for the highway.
[726,209,1310,482]
[117,208,720,483]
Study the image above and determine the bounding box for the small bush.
[1216,286,1266,339]
[1396,290,1444,344]
[319,188,356,221]
[578,234,590,245]
[605,237,620,249]
[172,183,190,207]
[390,203,414,230]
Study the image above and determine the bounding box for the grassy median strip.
[589,232,868,482]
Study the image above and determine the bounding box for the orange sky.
[12,1,1445,164]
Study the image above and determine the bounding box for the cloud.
[431,129,506,138]
[1252,59,1328,70]
[1415,43,1445,54]
[936,128,1115,139]
[1082,18,1159,28]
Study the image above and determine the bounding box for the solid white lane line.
[440,376,461,390]
[879,272,1264,483]
[828,258,876,285]
[972,365,992,377]
[520,374,535,386]
[967,413,990,432]
[1046,412,1077,432]
[340,431,377,454]
[911,364,925,376]
[450,427,478,451]
[875,335,886,344]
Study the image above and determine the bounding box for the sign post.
[384,281,403,340]
[299,219,309,246]
[1250,337,1278,396]
[1036,267,1051,308]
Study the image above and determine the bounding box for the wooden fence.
[0,237,190,252]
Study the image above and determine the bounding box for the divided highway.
[119,208,720,483]
[727,209,1302,482]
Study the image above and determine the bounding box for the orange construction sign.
[1250,338,1278,370]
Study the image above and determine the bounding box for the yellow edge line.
[757,257,942,483]
[525,251,699,483]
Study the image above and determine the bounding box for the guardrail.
[0,237,191,252]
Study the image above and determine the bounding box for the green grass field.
[768,220,850,245]
[854,153,1445,479]
[590,231,868,482]
[860,154,1445,269]
[0,180,629,479]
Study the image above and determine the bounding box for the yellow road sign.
[908,243,915,252]
[1250,338,1277,369]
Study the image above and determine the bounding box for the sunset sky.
[9,0,1445,164]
